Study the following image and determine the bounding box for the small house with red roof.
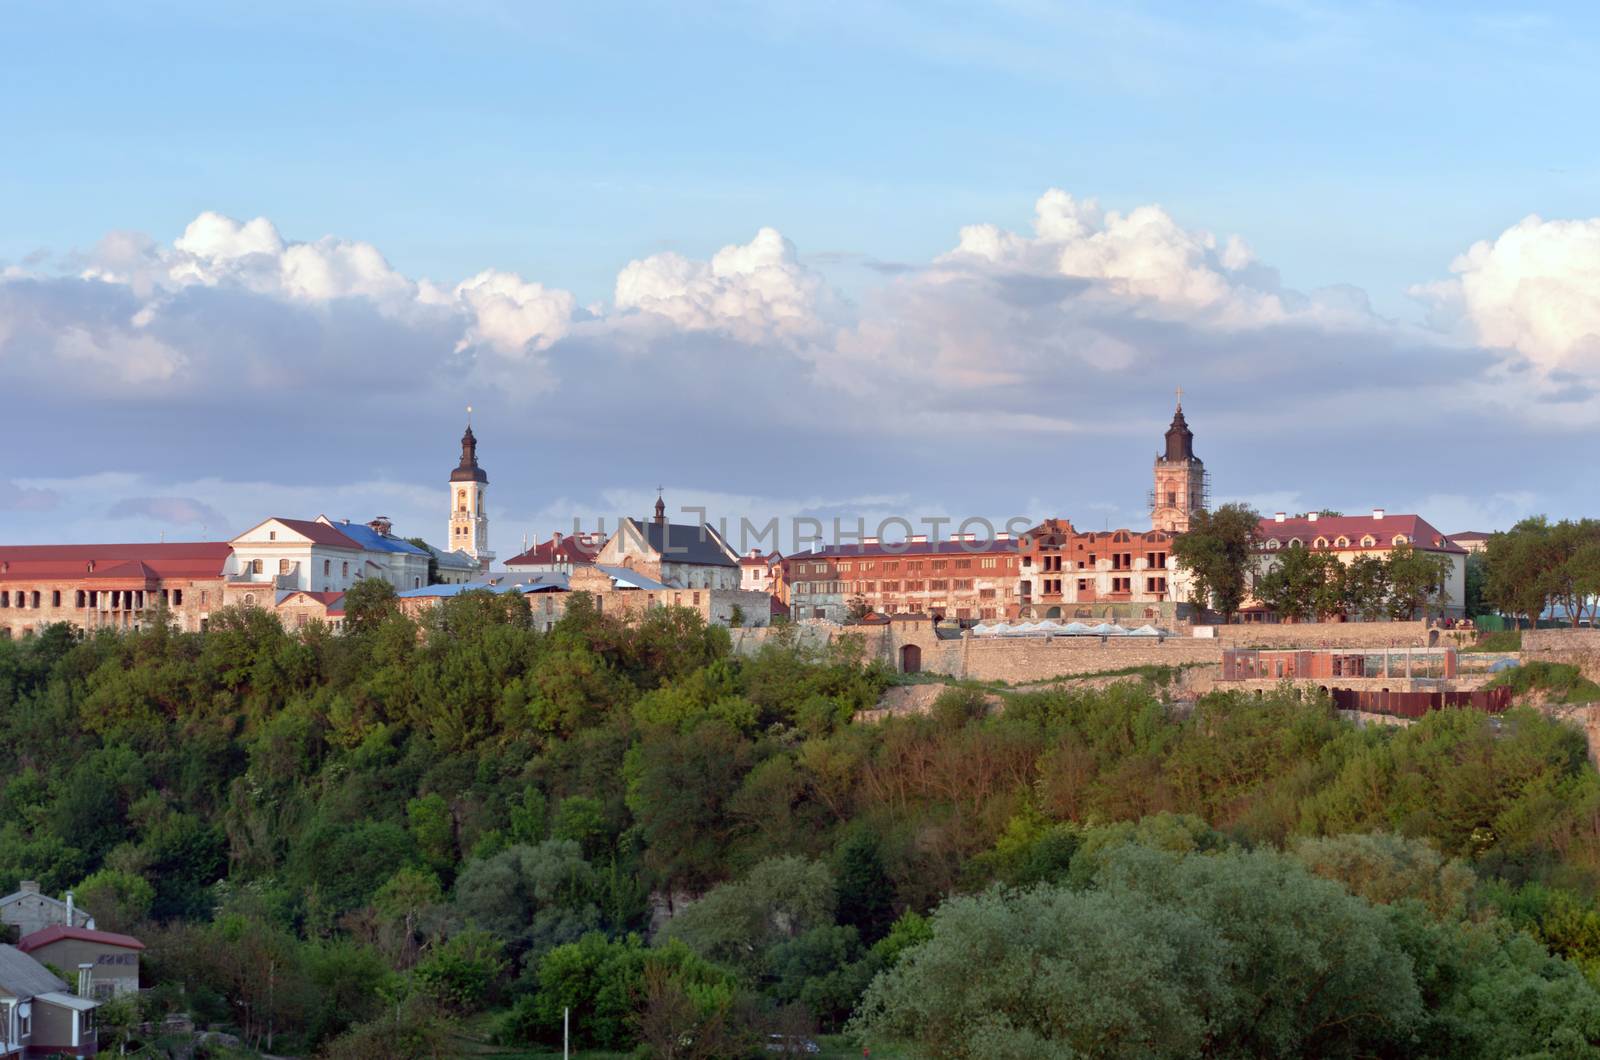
[504,531,606,575]
[738,550,786,605]
[17,925,143,1000]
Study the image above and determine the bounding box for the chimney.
[65,890,74,925]
[909,534,928,543]
[1274,512,1286,523]
[19,880,38,894]
[367,515,392,537]
[1372,508,1385,520]
[1307,512,1319,523]
[863,536,879,545]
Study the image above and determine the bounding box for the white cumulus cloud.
[614,227,823,342]
[940,188,1288,323]
[1417,214,1600,376]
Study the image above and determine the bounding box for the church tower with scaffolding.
[1150,391,1209,533]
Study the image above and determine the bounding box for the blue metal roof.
[395,574,565,599]
[332,521,430,557]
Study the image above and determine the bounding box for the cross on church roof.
[1175,386,1183,408]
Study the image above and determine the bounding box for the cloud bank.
[2,191,1597,546]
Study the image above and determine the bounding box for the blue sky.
[4,1,1599,548]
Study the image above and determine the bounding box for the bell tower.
[1150,389,1208,533]
[448,410,494,571]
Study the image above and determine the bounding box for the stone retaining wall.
[1523,629,1600,682]
[1207,620,1431,649]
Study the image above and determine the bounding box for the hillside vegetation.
[5,588,1600,1057]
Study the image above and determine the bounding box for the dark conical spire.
[654,488,667,526]
[1162,391,1196,462]
[450,422,488,483]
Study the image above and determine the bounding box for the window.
[980,557,997,569]
[1392,535,1409,546]
[930,580,948,591]
[268,531,277,541]
[0,591,8,607]
[1112,577,1131,593]
[1334,536,1350,548]
[1361,535,1377,547]
[1146,577,1168,593]
[278,559,291,575]
[1077,579,1090,592]
[1287,538,1303,548]
[50,590,60,607]
[324,559,331,575]
[173,589,183,605]
[930,560,947,571]
[978,588,996,599]
[1266,539,1282,551]
[955,558,972,569]
[341,562,349,576]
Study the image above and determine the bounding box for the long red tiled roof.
[0,542,233,582]
[504,534,603,567]
[260,518,363,550]
[1256,513,1464,554]
[18,924,145,952]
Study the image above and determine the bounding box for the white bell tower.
[448,409,493,571]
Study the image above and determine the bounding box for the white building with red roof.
[1252,508,1468,617]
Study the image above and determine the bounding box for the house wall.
[29,999,76,1052]
[26,938,138,998]
[0,577,224,640]
[0,891,90,938]
[527,587,772,632]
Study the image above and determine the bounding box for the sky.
[3,0,1599,551]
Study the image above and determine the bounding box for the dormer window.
[1265,539,1282,551]
[1334,536,1350,548]
[1287,538,1303,548]
[1313,536,1329,549]
[1392,534,1409,546]
[1360,535,1376,547]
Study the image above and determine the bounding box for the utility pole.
[564,1006,570,1060]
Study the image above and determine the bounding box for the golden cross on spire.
[1175,386,1183,408]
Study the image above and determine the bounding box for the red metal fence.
[1330,686,1512,718]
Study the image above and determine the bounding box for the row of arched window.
[1265,534,1409,551]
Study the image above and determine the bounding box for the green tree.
[341,578,401,637]
[1171,503,1261,621]
[1386,543,1453,619]
[71,867,155,932]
